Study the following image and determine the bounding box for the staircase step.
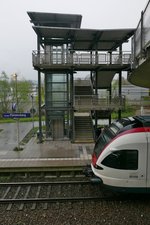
[74,80,94,143]
[74,115,94,143]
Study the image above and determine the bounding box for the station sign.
[3,113,31,119]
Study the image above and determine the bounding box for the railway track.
[0,180,112,210]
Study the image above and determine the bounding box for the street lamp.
[13,73,20,150]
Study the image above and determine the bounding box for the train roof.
[110,115,150,135]
[134,115,150,124]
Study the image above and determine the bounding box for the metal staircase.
[74,80,94,143]
[74,113,94,143]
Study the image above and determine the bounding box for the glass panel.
[46,75,52,82]
[45,73,68,108]
[135,22,141,57]
[94,130,112,157]
[52,74,67,82]
[52,92,67,101]
[143,2,150,48]
[52,83,67,92]
[101,150,138,170]
[46,74,67,82]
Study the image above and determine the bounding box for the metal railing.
[32,51,132,67]
[74,95,124,111]
[133,0,150,63]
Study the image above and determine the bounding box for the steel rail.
[0,180,91,186]
[0,196,110,204]
[0,179,107,208]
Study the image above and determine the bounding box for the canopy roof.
[32,26,135,51]
[28,12,135,51]
[27,12,82,28]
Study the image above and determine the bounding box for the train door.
[137,135,147,189]
[126,133,147,189]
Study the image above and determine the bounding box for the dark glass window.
[94,134,107,157]
[101,150,138,170]
[94,129,113,157]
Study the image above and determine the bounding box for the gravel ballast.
[0,199,150,225]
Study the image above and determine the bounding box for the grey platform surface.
[0,123,94,169]
[0,138,93,168]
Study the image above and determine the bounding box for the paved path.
[0,122,93,170]
[0,122,34,151]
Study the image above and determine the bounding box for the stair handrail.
[74,95,124,110]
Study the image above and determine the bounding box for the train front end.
[91,116,150,193]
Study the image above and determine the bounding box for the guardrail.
[74,95,124,111]
[133,0,150,64]
[32,51,132,67]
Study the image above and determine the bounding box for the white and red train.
[91,115,150,193]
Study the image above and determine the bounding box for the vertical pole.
[118,71,122,120]
[109,51,112,65]
[95,71,98,130]
[67,73,69,138]
[131,37,134,69]
[141,11,144,57]
[118,45,122,120]
[38,69,43,143]
[45,73,50,138]
[95,50,98,64]
[37,36,43,143]
[45,73,48,138]
[15,74,20,150]
[70,71,74,142]
[109,85,112,125]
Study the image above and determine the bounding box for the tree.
[0,71,33,118]
[10,78,33,112]
[0,71,11,116]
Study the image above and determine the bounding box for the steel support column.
[45,73,49,138]
[109,51,112,124]
[67,73,70,138]
[141,11,144,57]
[109,85,112,125]
[118,46,122,120]
[37,36,43,143]
[70,71,74,142]
[95,71,98,129]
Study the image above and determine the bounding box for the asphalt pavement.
[0,122,34,151]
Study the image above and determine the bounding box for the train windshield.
[94,127,115,157]
[93,117,136,157]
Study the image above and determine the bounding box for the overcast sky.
[0,0,148,80]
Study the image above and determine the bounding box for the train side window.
[101,150,138,170]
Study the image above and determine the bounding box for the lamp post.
[13,73,20,150]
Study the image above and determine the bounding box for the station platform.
[0,135,94,172]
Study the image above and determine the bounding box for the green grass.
[13,127,39,152]
[111,108,136,119]
[20,127,39,146]
[0,116,45,123]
